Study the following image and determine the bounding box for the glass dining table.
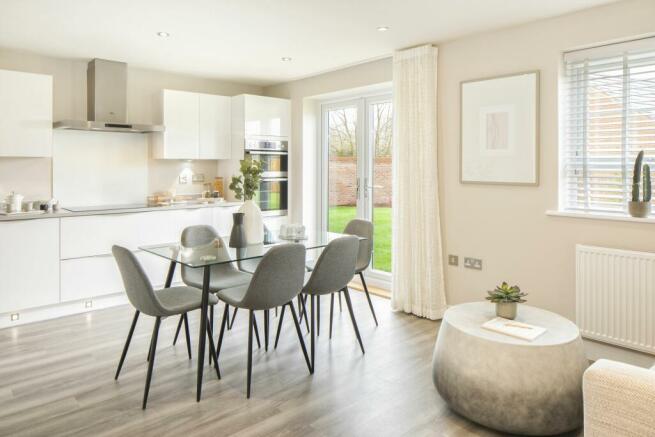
[139,230,363,402]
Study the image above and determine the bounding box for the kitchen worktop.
[0,201,248,222]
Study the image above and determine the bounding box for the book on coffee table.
[482,317,546,341]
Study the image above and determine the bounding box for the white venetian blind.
[562,37,655,214]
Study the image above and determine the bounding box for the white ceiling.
[0,0,617,86]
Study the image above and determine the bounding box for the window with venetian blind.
[561,37,655,215]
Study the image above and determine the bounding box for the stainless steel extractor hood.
[54,59,164,133]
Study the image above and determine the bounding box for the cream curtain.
[391,44,447,320]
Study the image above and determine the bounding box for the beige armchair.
[583,359,655,436]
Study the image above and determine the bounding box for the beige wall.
[265,0,655,320]
[0,47,262,200]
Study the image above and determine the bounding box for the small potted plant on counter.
[629,150,652,218]
[486,282,527,320]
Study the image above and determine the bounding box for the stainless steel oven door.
[255,178,288,212]
[247,151,288,178]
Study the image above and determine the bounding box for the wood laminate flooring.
[0,292,580,436]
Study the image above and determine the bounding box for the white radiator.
[576,245,655,355]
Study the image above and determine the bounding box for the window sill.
[546,210,655,224]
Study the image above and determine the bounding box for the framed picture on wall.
[460,71,539,185]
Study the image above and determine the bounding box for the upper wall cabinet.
[0,69,53,157]
[199,93,231,159]
[151,89,231,160]
[231,94,291,160]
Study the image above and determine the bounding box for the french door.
[321,94,393,278]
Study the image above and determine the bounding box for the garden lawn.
[328,206,391,272]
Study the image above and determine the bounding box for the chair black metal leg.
[252,314,262,349]
[206,318,221,380]
[209,304,215,365]
[289,303,312,374]
[310,295,315,372]
[172,314,183,346]
[264,309,269,351]
[274,304,286,348]
[115,310,139,380]
[360,272,378,326]
[216,304,229,359]
[183,313,192,360]
[247,310,254,398]
[143,316,161,409]
[317,295,320,337]
[299,294,309,333]
[343,288,364,354]
[146,328,155,362]
[229,307,238,330]
[329,293,334,339]
[339,291,342,312]
[275,306,278,317]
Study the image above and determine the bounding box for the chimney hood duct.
[53,59,164,133]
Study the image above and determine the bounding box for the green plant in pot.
[229,158,264,244]
[486,282,527,320]
[629,150,652,218]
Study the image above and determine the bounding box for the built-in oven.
[245,139,288,178]
[255,177,288,213]
[246,150,288,178]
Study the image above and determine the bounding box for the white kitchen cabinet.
[152,90,231,160]
[0,219,59,313]
[231,94,290,160]
[60,208,213,259]
[243,95,290,138]
[152,89,199,159]
[60,251,182,302]
[60,256,123,302]
[199,94,231,159]
[263,215,288,233]
[0,69,53,157]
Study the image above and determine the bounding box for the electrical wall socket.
[448,255,459,266]
[464,257,483,270]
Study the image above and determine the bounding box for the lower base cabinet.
[60,252,184,303]
[0,220,59,314]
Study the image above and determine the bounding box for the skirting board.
[0,293,129,329]
[0,280,185,329]
[583,338,655,369]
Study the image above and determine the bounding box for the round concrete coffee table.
[432,302,588,436]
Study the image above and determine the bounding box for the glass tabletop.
[139,231,365,268]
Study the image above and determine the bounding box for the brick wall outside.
[328,156,392,207]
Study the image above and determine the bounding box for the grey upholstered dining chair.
[294,235,363,371]
[172,225,257,357]
[303,219,377,335]
[214,243,311,398]
[112,245,220,409]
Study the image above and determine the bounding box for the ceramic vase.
[229,212,247,248]
[628,201,651,218]
[239,199,264,244]
[496,302,517,320]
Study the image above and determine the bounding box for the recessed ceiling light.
[377,26,390,32]
[157,31,170,38]
[281,57,292,62]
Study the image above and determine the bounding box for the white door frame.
[319,92,392,288]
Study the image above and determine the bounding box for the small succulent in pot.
[486,282,527,320]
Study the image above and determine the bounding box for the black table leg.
[164,261,176,288]
[196,266,210,402]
